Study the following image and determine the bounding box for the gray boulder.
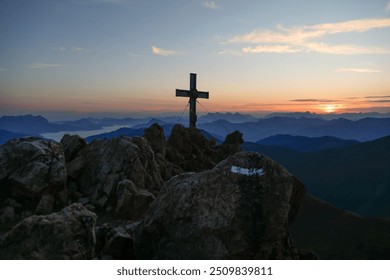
[115,179,155,221]
[0,203,96,259]
[0,138,67,216]
[74,136,163,216]
[166,124,216,172]
[135,151,306,259]
[60,134,88,162]
[144,123,167,157]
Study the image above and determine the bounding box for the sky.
[0,0,390,120]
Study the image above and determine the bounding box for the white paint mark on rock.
[230,165,265,176]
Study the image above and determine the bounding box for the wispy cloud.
[217,49,243,56]
[53,46,87,52]
[203,0,217,9]
[151,46,177,56]
[71,46,87,52]
[27,63,64,69]
[369,99,390,102]
[126,51,142,57]
[75,0,129,3]
[387,1,390,11]
[291,99,339,103]
[334,68,382,73]
[53,47,67,51]
[365,95,390,98]
[243,45,301,53]
[225,18,390,55]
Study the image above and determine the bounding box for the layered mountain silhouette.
[256,134,359,152]
[243,135,390,218]
[0,129,30,144]
[2,114,390,144]
[200,117,390,142]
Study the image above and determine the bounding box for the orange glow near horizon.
[2,87,390,117]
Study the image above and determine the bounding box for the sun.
[323,104,337,113]
[320,103,345,114]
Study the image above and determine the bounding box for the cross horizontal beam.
[176,89,209,99]
[175,73,209,128]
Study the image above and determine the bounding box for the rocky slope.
[290,195,390,259]
[0,123,307,259]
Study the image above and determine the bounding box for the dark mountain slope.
[85,127,144,142]
[291,195,390,259]
[0,129,31,144]
[242,135,390,218]
[257,134,359,152]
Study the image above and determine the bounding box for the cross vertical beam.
[189,73,197,128]
[176,73,209,128]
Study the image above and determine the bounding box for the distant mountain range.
[243,135,390,218]
[0,129,32,144]
[2,113,390,143]
[198,112,257,123]
[265,111,390,120]
[85,124,223,143]
[200,117,390,142]
[0,115,66,134]
[257,134,359,152]
[85,127,145,142]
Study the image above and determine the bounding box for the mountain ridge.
[257,134,359,152]
[242,135,390,218]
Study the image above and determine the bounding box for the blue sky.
[1,0,390,120]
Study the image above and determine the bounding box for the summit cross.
[176,73,209,128]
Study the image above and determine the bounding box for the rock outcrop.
[0,137,67,220]
[144,124,182,181]
[134,151,306,259]
[95,223,135,260]
[60,134,88,162]
[166,124,243,172]
[0,203,96,259]
[65,136,164,220]
[166,124,216,172]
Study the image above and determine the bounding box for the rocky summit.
[134,151,305,259]
[0,123,307,259]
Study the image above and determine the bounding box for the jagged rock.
[134,151,305,259]
[154,153,183,181]
[0,203,96,259]
[167,124,216,171]
[115,179,155,221]
[144,123,167,157]
[74,136,163,215]
[95,224,134,260]
[0,138,67,216]
[222,130,244,155]
[60,134,88,162]
[35,194,55,214]
[144,124,182,180]
[0,206,15,224]
[66,156,86,180]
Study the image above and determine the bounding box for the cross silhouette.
[176,73,209,128]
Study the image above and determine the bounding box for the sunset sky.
[1,0,390,120]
